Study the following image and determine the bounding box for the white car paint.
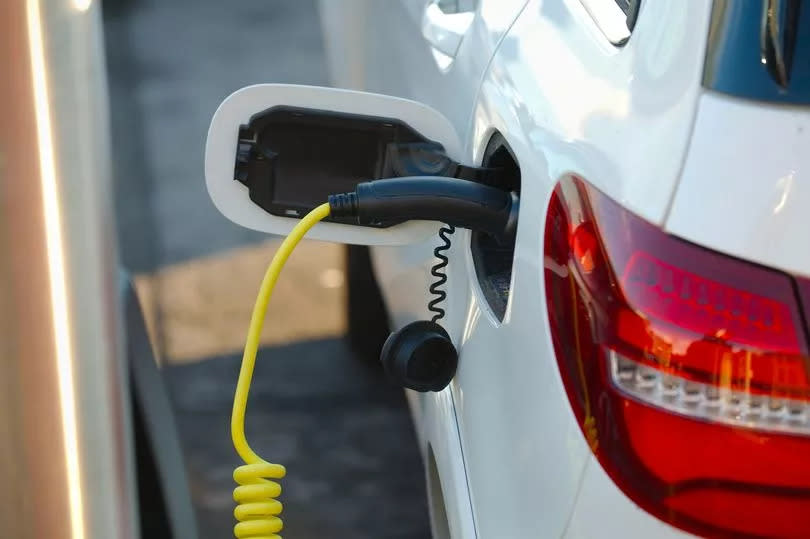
[421,3,476,59]
[357,0,530,137]
[665,92,810,279]
[450,2,711,537]
[563,456,686,539]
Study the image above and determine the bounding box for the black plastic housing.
[233,106,498,222]
[471,134,521,321]
[380,320,458,392]
[329,177,519,240]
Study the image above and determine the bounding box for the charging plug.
[328,175,520,392]
[328,176,519,240]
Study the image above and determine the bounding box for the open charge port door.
[205,84,493,246]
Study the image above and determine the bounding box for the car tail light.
[544,176,810,538]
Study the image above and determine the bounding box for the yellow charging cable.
[231,202,331,539]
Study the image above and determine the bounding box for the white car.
[206,1,810,538]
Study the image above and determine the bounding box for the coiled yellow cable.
[231,203,331,539]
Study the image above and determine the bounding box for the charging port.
[471,134,520,321]
[233,106,501,225]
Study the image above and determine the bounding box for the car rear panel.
[665,91,810,280]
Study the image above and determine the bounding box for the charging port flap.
[205,84,465,245]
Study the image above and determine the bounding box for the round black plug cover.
[380,320,458,392]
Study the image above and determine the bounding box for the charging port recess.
[471,133,521,321]
[233,106,498,225]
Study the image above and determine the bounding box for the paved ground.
[164,339,429,538]
[132,239,347,362]
[103,0,431,536]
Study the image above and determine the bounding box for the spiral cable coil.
[232,462,285,538]
[428,224,455,322]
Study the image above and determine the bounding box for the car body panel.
[446,1,712,536]
[471,0,713,226]
[411,386,478,539]
[666,92,810,279]
[316,0,805,537]
[359,0,530,138]
[563,457,692,539]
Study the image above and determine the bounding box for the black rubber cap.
[380,321,458,392]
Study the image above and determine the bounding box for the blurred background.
[102,0,429,536]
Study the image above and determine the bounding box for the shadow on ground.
[164,337,431,538]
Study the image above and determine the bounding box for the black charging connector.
[328,176,519,240]
[325,176,521,393]
[328,175,519,392]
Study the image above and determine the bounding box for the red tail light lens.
[544,176,810,538]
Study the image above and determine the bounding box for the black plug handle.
[329,176,519,239]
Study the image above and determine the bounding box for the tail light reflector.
[544,176,810,538]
